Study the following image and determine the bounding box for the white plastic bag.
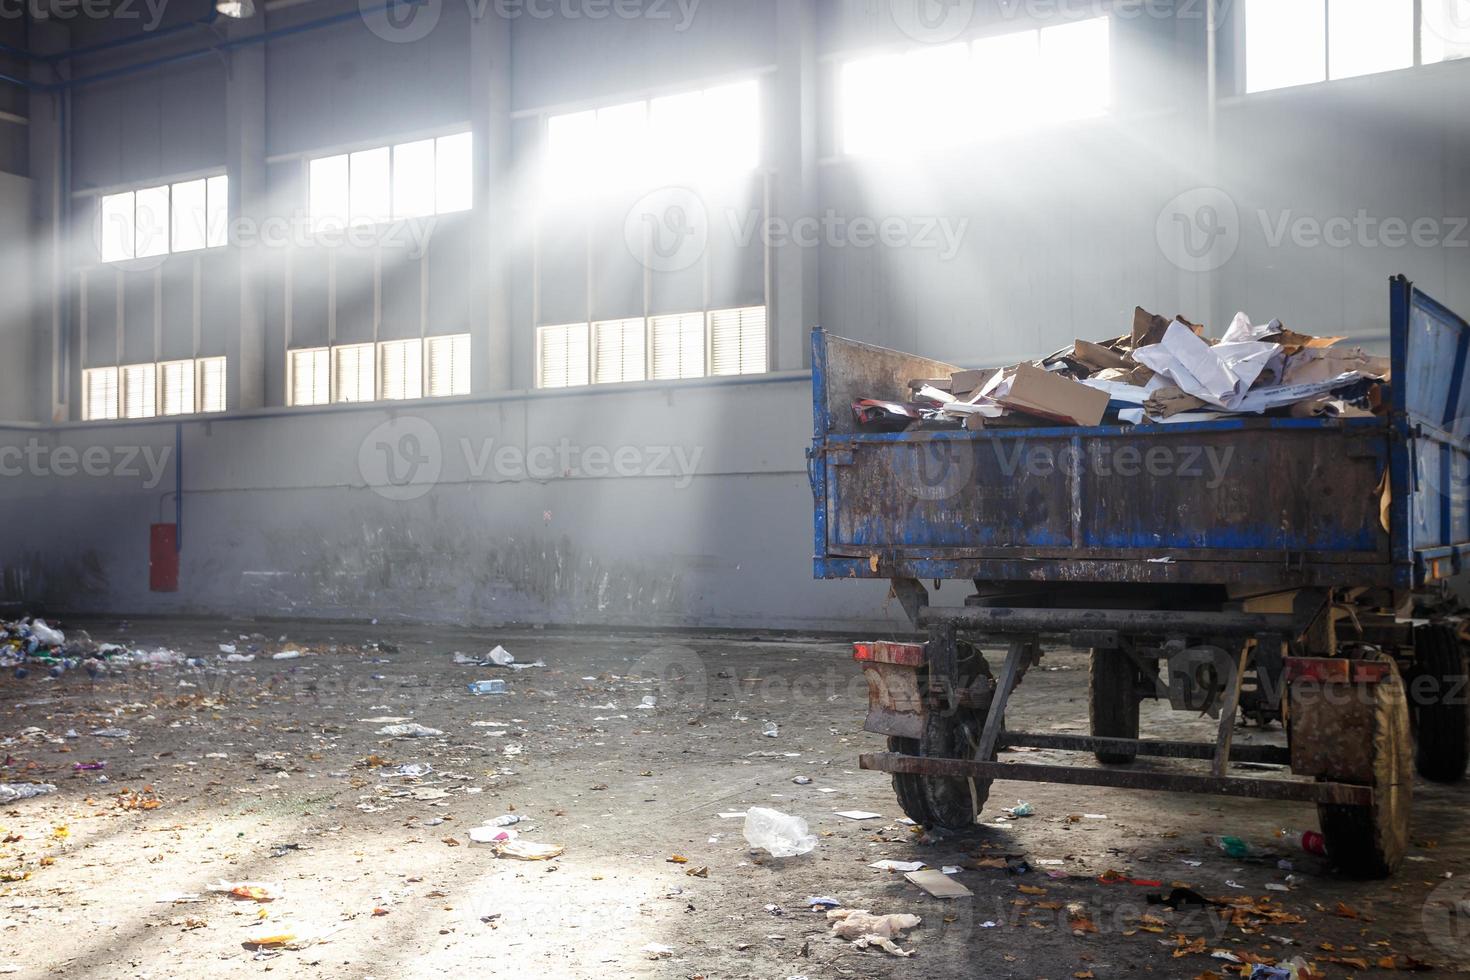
[742,807,816,857]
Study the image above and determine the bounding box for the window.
[82,358,226,420]
[198,357,227,413]
[536,323,590,389]
[650,312,706,380]
[1424,0,1470,63]
[378,338,424,401]
[289,348,331,407]
[426,333,471,397]
[709,306,767,376]
[83,367,119,421]
[842,17,1110,156]
[121,363,157,419]
[545,80,760,195]
[593,318,647,384]
[1245,0,1421,93]
[333,344,376,403]
[98,175,229,262]
[160,360,196,417]
[309,131,473,228]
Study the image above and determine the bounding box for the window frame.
[95,173,230,264]
[307,129,475,230]
[1238,0,1468,96]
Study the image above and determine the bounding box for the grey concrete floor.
[1,618,1467,978]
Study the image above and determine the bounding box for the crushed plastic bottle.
[467,680,507,695]
[1212,835,1264,860]
[742,807,817,857]
[1276,828,1328,858]
[0,782,57,804]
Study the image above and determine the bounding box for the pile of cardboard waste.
[853,307,1390,432]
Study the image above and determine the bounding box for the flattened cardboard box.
[994,362,1110,427]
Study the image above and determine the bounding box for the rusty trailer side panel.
[810,279,1470,593]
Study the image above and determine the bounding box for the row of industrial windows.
[98,176,230,263]
[842,16,1111,155]
[287,334,471,407]
[545,80,760,191]
[1247,0,1470,94]
[98,133,473,264]
[307,132,473,229]
[93,2,1470,262]
[82,357,227,421]
[535,306,767,389]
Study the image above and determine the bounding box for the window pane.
[378,338,424,401]
[841,54,903,156]
[290,349,329,406]
[595,101,648,188]
[1039,17,1110,122]
[334,344,376,403]
[537,323,590,388]
[649,90,704,178]
[1246,0,1326,93]
[310,154,350,231]
[547,110,595,193]
[350,147,391,224]
[593,318,646,384]
[701,80,760,175]
[426,334,471,397]
[709,306,767,376]
[99,192,135,262]
[435,132,473,214]
[974,30,1041,137]
[134,185,170,259]
[171,179,208,253]
[1424,0,1470,62]
[84,367,119,420]
[160,359,196,416]
[206,175,229,249]
[198,356,227,412]
[1328,0,1413,79]
[393,139,437,219]
[122,362,157,418]
[650,312,706,380]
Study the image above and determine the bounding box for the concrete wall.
[0,375,904,630]
[0,172,32,423]
[3,0,1470,628]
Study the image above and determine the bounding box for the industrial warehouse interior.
[4,0,1470,976]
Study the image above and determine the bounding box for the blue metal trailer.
[810,276,1470,878]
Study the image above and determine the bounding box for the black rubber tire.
[1412,624,1470,784]
[1317,656,1413,880]
[917,709,990,830]
[888,736,932,826]
[1090,650,1141,765]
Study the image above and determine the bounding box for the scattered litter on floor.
[376,723,444,738]
[0,783,56,803]
[833,810,881,820]
[905,868,972,898]
[743,807,816,857]
[869,860,925,872]
[206,880,282,902]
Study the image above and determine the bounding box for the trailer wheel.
[1317,656,1413,879]
[1090,650,1141,765]
[886,709,992,831]
[1411,624,1469,784]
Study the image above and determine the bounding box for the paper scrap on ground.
[870,859,925,872]
[905,868,972,898]
[834,810,882,820]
